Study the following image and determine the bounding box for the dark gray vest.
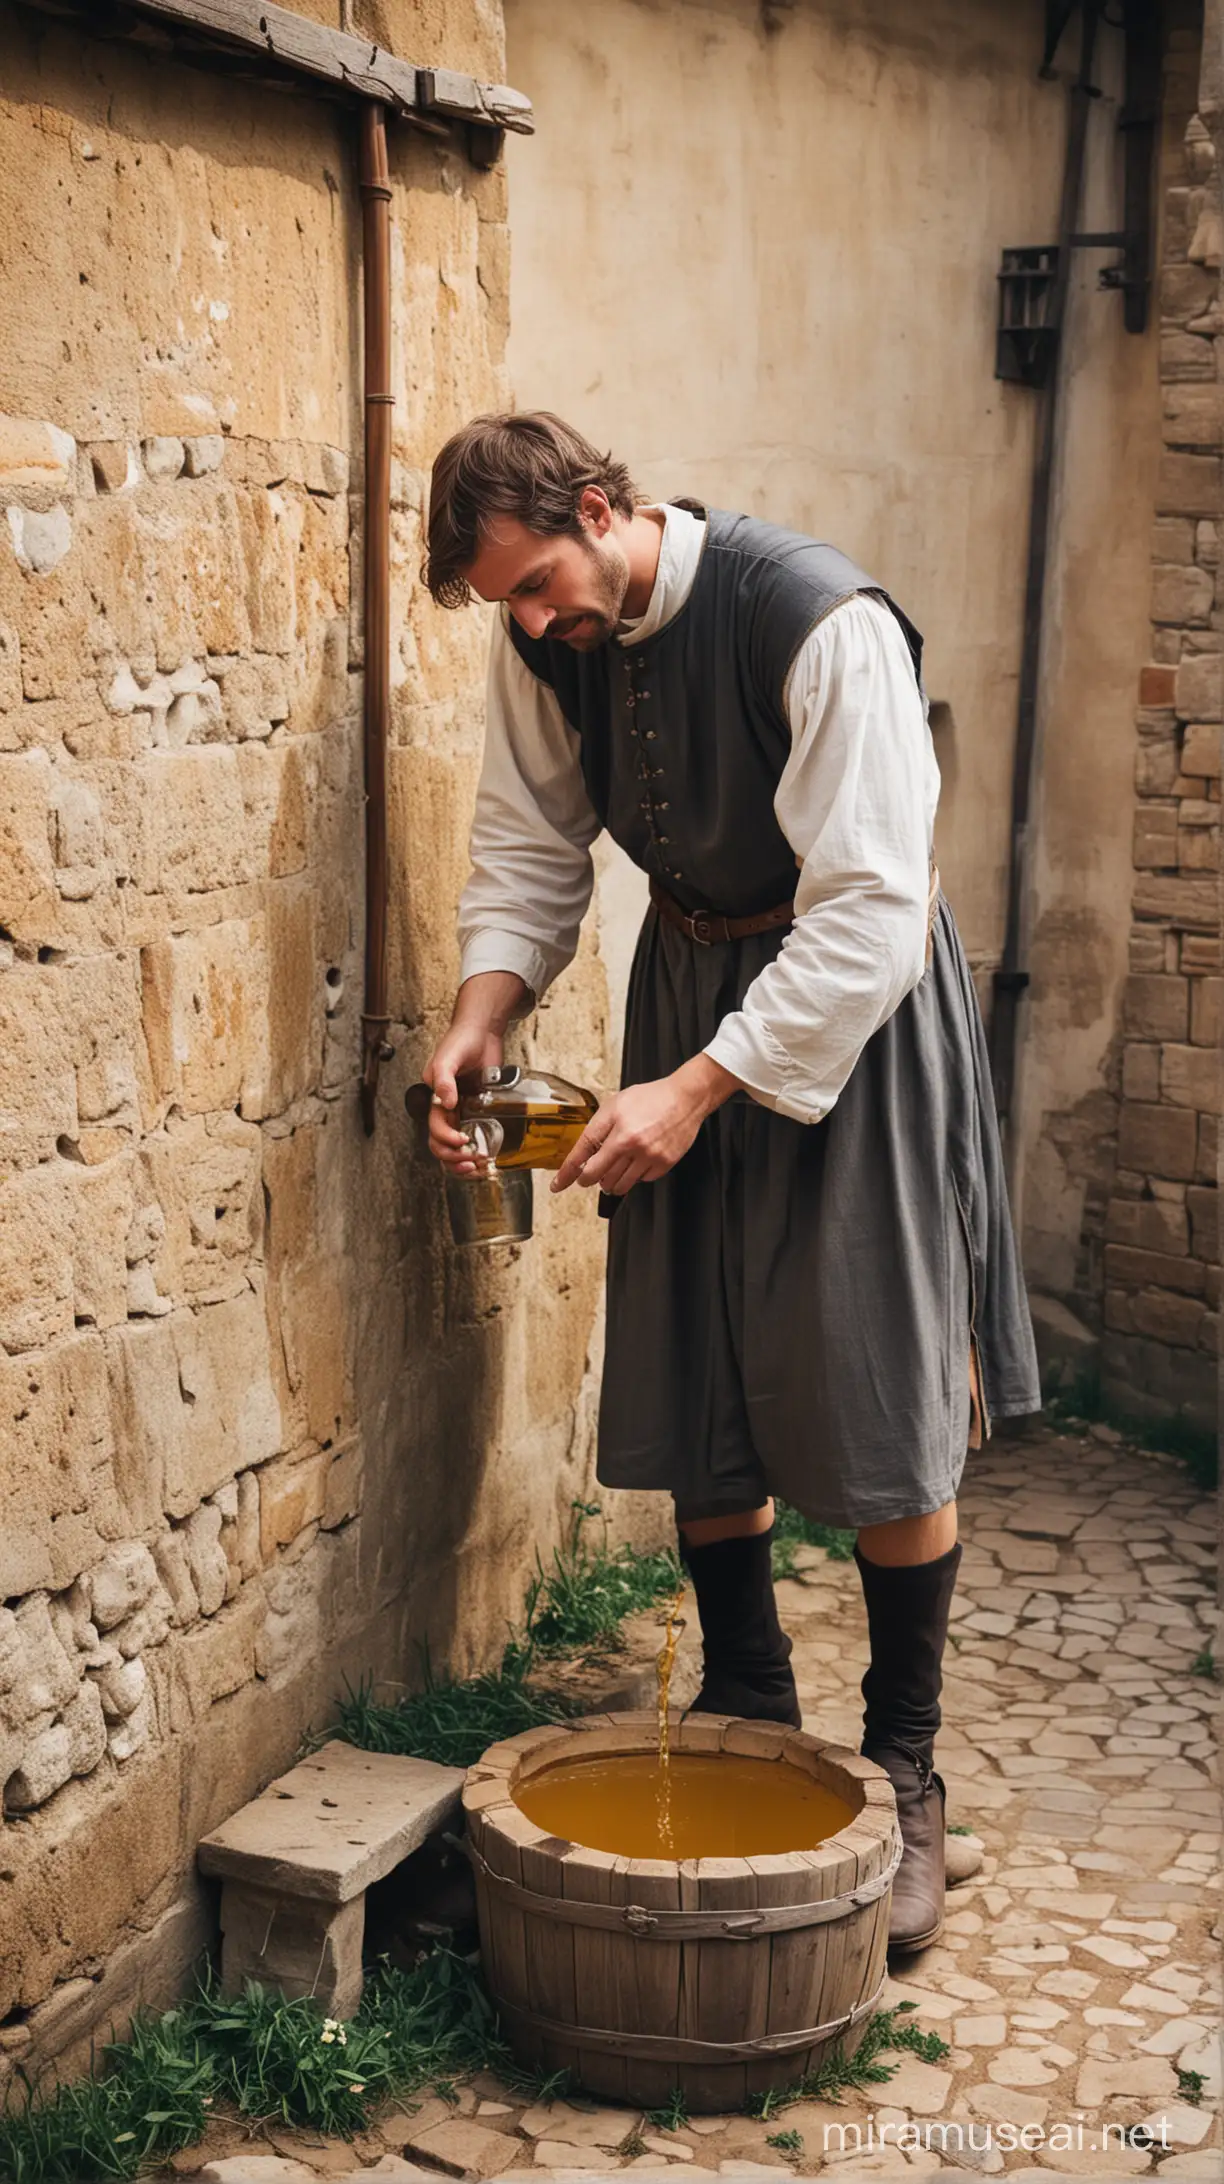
[508,507,923,916]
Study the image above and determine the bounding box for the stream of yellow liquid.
[514,1751,855,1859]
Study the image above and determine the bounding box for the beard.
[549,533,630,648]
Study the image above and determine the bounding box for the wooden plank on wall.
[15,0,534,132]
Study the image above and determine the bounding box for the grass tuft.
[1191,1648,1218,1682]
[333,1642,576,1773]
[525,1501,681,1654]
[0,1951,565,2184]
[1176,2066,1205,2107]
[645,2088,691,2132]
[766,2127,805,2153]
[771,1502,856,1580]
[746,2003,949,2120]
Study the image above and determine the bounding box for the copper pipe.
[358,101,393,1134]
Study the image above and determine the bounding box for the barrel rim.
[462,1711,897,1884]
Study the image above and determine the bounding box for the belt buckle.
[687,910,714,945]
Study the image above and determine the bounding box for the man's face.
[466,491,630,650]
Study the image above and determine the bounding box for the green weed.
[766,2127,804,2153]
[1176,2067,1205,2107]
[333,1643,577,1772]
[746,2003,949,2120]
[645,2087,692,2132]
[1191,1649,1218,1682]
[0,1951,564,2183]
[526,1501,681,1654]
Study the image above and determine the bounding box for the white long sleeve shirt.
[458,504,940,1125]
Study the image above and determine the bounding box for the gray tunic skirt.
[510,509,1041,1529]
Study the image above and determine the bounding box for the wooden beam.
[15,0,534,133]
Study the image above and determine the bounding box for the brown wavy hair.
[423,411,639,608]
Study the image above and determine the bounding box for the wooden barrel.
[463,1711,900,2112]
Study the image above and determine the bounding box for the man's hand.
[423,971,529,1174]
[551,1054,742,1197]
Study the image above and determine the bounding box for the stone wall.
[0,0,619,2083]
[1099,9,1221,1423]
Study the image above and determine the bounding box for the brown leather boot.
[865,1740,947,1953]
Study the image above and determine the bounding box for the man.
[421,412,1040,1952]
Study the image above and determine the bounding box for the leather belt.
[648,876,793,945]
[649,865,942,963]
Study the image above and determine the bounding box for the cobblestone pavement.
[168,1426,1220,2182]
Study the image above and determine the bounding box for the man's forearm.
[453,969,532,1039]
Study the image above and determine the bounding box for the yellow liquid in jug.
[513,1752,854,1860]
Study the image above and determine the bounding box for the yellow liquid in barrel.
[514,1753,854,1859]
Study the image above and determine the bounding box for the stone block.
[1163,384,1224,447]
[0,412,76,489]
[1161,1042,1218,1110]
[322,1441,363,1529]
[174,1587,264,1718]
[220,1878,364,2015]
[236,1470,261,1578]
[258,1448,329,1558]
[1157,451,1222,517]
[139,1112,262,1309]
[184,435,225,476]
[1131,1290,1207,1348]
[199,1740,464,1904]
[1139,664,1177,706]
[7,501,73,575]
[0,1168,74,1351]
[90,442,140,494]
[1175,654,1222,721]
[1103,1243,1205,1294]
[1133,803,1178,866]
[1123,973,1188,1041]
[108,1692,152,1760]
[1154,516,1197,561]
[1117,1103,1199,1181]
[0,1331,129,1597]
[405,2119,515,2178]
[1178,819,1219,868]
[1186,1185,1218,1261]
[1160,332,1216,384]
[1135,736,1180,794]
[93,1653,148,1722]
[1181,722,1221,774]
[107,1289,282,1520]
[198,2164,319,2184]
[60,1682,107,1780]
[143,436,185,480]
[88,1542,159,1631]
[1152,561,1215,625]
[5,1721,73,1810]
[1104,1196,1188,1255]
[1121,1043,1161,1100]
[0,749,58,943]
[140,918,270,1119]
[1133,874,1219,928]
[184,1500,232,1616]
[1198,1112,1217,1182]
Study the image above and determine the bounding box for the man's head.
[423,411,639,649]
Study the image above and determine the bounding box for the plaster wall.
[0,0,618,2077]
[504,0,1162,1309]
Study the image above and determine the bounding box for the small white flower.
[320,2030,335,2044]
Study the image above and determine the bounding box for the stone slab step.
[198,1739,464,1904]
